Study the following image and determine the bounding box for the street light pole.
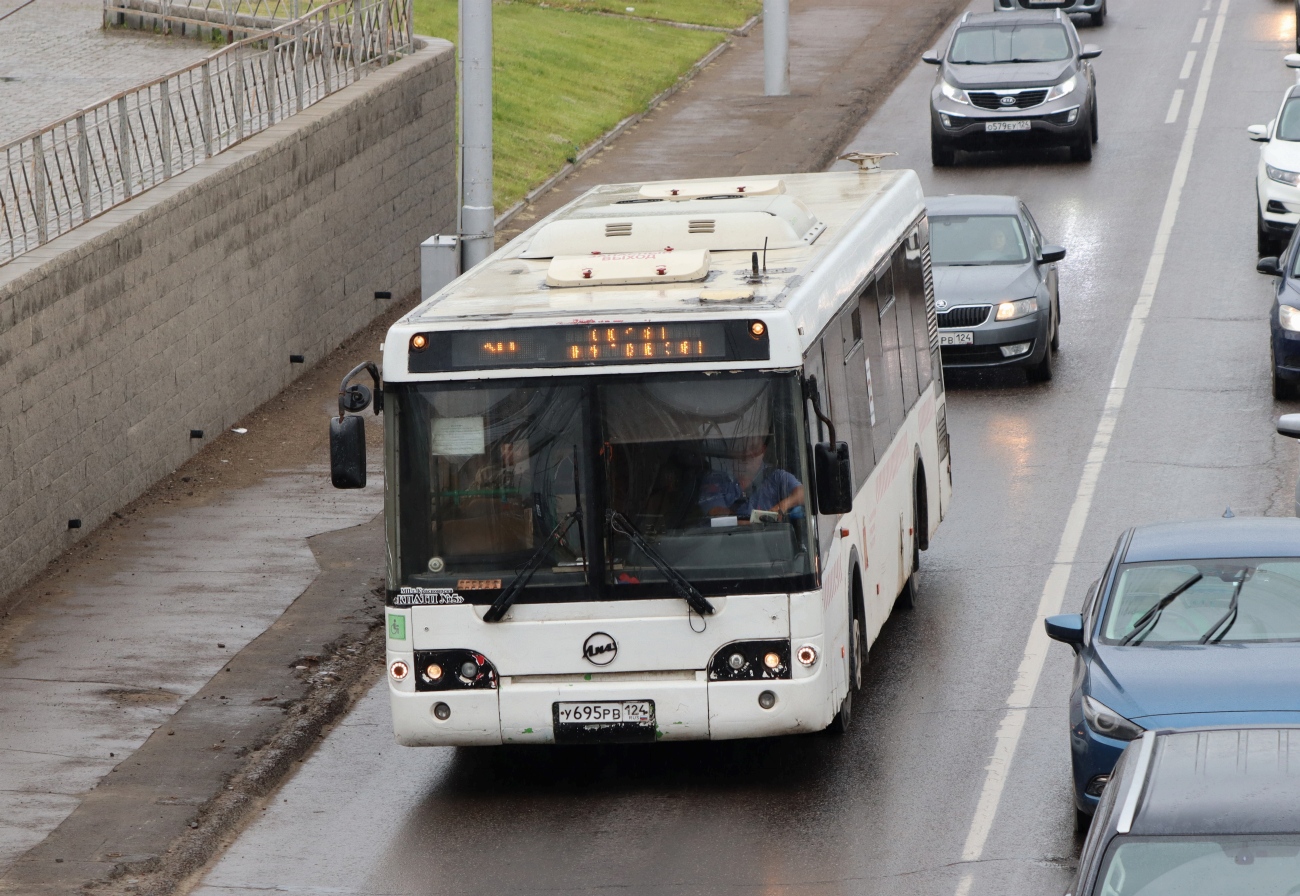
[763,0,789,97]
[459,0,494,270]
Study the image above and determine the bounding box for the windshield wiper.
[1119,573,1203,646]
[607,510,715,617]
[484,509,582,623]
[1198,570,1250,644]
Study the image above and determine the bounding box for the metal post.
[268,41,280,124]
[351,0,362,76]
[234,48,246,139]
[201,62,214,157]
[763,0,789,97]
[322,5,334,94]
[380,0,390,64]
[118,96,133,198]
[459,0,493,270]
[160,81,173,178]
[76,114,90,221]
[32,135,47,243]
[294,21,305,112]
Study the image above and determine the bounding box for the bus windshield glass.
[390,371,815,604]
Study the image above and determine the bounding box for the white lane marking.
[1192,16,1207,43]
[955,873,974,896]
[1180,50,1196,80]
[1165,89,1184,124]
[953,0,1232,880]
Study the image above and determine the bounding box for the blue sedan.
[1255,249,1300,400]
[1045,517,1300,829]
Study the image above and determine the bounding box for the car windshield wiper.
[1199,569,1251,644]
[483,508,583,623]
[1119,573,1203,646]
[607,510,715,617]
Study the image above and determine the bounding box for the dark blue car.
[1045,517,1300,830]
[1254,249,1300,400]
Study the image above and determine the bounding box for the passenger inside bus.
[698,437,805,522]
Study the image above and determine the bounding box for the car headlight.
[1281,305,1300,332]
[994,298,1038,321]
[1083,696,1144,741]
[1045,75,1078,102]
[1266,163,1300,187]
[940,79,970,105]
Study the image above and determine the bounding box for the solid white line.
[953,0,1232,880]
[1192,17,1207,43]
[1165,89,1184,124]
[1180,50,1196,80]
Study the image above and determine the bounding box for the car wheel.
[1090,100,1099,144]
[1259,207,1281,257]
[1090,5,1104,27]
[931,135,956,167]
[1075,805,1093,835]
[1027,341,1054,382]
[1069,123,1093,162]
[1275,345,1299,400]
[1050,298,1061,352]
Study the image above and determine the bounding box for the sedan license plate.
[939,331,974,346]
[986,120,1032,132]
[554,700,656,743]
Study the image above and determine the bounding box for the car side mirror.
[330,415,367,489]
[1286,53,1300,70]
[1248,124,1271,142]
[814,441,853,515]
[1278,413,1300,438]
[1045,613,1084,646]
[921,50,942,65]
[1258,256,1283,276]
[1040,245,1066,264]
[1079,44,1102,60]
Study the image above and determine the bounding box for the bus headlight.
[413,649,498,691]
[708,640,791,680]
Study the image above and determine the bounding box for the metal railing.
[0,0,414,266]
[104,0,329,41]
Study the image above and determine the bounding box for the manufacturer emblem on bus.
[582,632,618,665]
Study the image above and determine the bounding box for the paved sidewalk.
[0,0,969,892]
[0,0,211,145]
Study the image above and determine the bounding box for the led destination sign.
[409,320,770,372]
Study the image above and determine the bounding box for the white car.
[1250,55,1300,255]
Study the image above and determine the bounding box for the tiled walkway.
[0,0,211,145]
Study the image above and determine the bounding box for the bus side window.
[872,267,906,452]
[891,245,920,411]
[821,317,855,471]
[805,341,839,556]
[901,229,934,394]
[842,302,877,487]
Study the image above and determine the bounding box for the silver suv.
[994,0,1105,28]
[924,10,1101,167]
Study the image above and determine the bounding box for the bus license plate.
[556,701,654,726]
[939,331,974,346]
[986,120,1031,132]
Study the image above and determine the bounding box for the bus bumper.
[389,652,834,746]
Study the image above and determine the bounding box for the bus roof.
[385,169,925,380]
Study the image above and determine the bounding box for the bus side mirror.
[814,441,853,515]
[330,415,367,489]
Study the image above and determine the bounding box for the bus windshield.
[390,371,816,604]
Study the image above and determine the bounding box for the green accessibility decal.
[387,613,407,641]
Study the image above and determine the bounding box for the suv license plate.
[986,120,1032,132]
[940,331,974,346]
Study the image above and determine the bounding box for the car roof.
[958,10,1063,27]
[1123,518,1300,563]
[1129,728,1300,836]
[924,194,1023,216]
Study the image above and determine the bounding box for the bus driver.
[698,437,805,522]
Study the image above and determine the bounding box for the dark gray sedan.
[926,194,1065,382]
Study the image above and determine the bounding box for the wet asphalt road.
[191,1,1300,893]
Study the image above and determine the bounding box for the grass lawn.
[510,0,761,29]
[413,1,724,213]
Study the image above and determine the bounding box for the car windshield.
[929,214,1031,265]
[1100,558,1300,644]
[1277,96,1300,141]
[948,24,1072,64]
[389,371,815,605]
[1094,836,1300,895]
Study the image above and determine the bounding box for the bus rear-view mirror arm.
[330,361,383,490]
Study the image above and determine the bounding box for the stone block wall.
[0,39,456,607]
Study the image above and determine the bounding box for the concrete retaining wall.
[0,38,456,606]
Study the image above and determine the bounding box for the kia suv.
[993,0,1105,28]
[924,10,1101,166]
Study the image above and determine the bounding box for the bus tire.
[828,586,864,735]
[898,474,924,609]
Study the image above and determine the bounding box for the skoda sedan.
[1045,517,1300,830]
[924,10,1101,166]
[926,194,1065,381]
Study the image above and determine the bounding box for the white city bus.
[331,169,951,745]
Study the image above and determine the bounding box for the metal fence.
[0,0,414,266]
